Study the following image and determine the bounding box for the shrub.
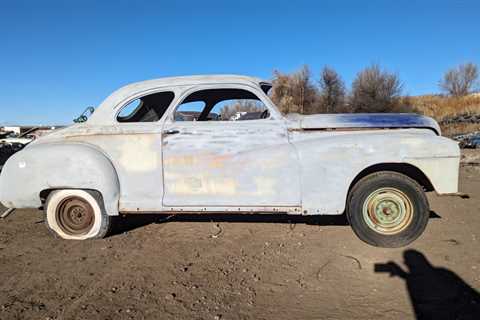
[350,64,403,113]
[270,65,319,114]
[439,63,479,97]
[318,66,346,113]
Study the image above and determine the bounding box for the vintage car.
[0,75,460,247]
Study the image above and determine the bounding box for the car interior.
[117,91,175,123]
[174,88,270,121]
[117,88,270,123]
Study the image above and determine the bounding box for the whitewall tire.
[44,189,111,240]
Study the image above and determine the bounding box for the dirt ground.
[1,152,480,320]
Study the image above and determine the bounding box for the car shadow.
[108,210,441,237]
[109,212,349,236]
[374,249,480,319]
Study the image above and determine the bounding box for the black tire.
[347,171,429,248]
[44,189,112,240]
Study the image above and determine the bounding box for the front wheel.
[347,171,429,248]
[45,189,111,240]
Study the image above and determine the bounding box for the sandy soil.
[1,156,479,320]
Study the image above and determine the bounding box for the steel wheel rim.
[362,187,413,235]
[56,196,94,235]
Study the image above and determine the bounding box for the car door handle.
[163,129,180,135]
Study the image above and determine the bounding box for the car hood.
[285,113,441,135]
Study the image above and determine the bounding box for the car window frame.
[165,83,281,123]
[113,88,177,124]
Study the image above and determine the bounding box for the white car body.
[0,75,460,217]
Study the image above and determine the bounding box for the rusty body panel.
[0,75,460,216]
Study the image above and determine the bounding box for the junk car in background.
[0,131,33,170]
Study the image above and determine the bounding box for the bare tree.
[318,66,346,113]
[439,63,479,96]
[219,100,264,120]
[350,64,403,112]
[270,65,320,114]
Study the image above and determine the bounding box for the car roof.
[107,75,269,103]
[119,74,268,88]
[88,75,271,125]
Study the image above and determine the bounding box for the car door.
[161,85,301,210]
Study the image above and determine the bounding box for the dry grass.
[407,94,480,121]
[440,123,480,137]
[403,94,480,136]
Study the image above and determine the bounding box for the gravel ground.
[0,156,479,320]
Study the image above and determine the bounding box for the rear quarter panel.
[0,142,120,215]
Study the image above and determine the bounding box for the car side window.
[214,99,268,121]
[175,101,209,121]
[174,88,270,121]
[117,91,174,122]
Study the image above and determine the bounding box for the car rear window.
[117,91,175,122]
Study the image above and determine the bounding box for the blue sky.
[1,0,479,125]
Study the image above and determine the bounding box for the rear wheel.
[347,171,429,247]
[45,189,111,240]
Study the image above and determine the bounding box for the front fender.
[0,143,120,215]
[290,130,460,215]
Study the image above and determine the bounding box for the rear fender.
[0,143,120,215]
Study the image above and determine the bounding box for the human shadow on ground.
[108,210,441,237]
[375,249,480,320]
